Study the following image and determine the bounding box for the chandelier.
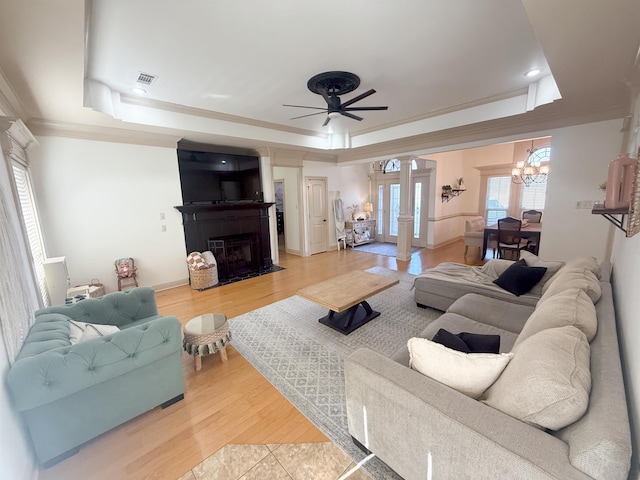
[512,141,549,186]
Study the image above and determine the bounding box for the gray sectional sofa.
[345,256,632,480]
[7,287,185,467]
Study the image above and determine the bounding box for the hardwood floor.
[39,239,482,480]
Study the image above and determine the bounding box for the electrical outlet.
[576,200,597,209]
[161,224,167,232]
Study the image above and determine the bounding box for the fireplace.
[175,202,275,283]
[208,233,259,281]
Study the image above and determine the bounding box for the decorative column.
[396,156,414,261]
[257,147,278,265]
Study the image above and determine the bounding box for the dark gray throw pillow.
[458,332,500,354]
[432,329,500,354]
[432,328,471,353]
[493,258,547,296]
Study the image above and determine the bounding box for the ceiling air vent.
[136,72,157,85]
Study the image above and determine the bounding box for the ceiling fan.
[284,71,388,127]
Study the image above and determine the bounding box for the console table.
[346,219,376,247]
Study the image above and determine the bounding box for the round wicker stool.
[183,313,231,371]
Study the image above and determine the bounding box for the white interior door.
[375,177,400,243]
[307,177,328,255]
[376,173,428,246]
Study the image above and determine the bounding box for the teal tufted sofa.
[7,287,185,467]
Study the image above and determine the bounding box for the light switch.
[160,212,165,220]
[161,224,167,232]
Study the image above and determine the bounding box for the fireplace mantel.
[175,202,275,281]
[175,202,275,216]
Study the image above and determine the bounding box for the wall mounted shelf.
[441,188,465,202]
[591,204,630,235]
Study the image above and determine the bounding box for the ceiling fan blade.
[341,89,376,108]
[283,104,327,110]
[344,106,389,111]
[340,111,363,121]
[290,111,328,120]
[322,116,331,127]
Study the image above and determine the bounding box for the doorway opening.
[274,179,285,251]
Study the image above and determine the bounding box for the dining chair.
[497,217,529,260]
[522,210,542,252]
[522,209,542,223]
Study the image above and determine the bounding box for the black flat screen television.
[177,146,262,204]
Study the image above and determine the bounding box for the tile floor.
[178,442,373,480]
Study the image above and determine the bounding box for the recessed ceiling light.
[525,69,541,77]
[131,87,147,95]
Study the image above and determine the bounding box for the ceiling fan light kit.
[285,71,388,126]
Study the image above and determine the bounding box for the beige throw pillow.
[564,256,601,279]
[480,259,514,279]
[408,337,513,399]
[519,251,565,296]
[514,288,597,348]
[537,267,601,305]
[481,326,591,431]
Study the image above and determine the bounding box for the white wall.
[611,90,640,477]
[542,120,622,261]
[428,150,466,247]
[28,136,188,294]
[336,163,370,213]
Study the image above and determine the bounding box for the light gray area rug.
[352,242,423,257]
[228,266,442,479]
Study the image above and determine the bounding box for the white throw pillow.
[407,337,513,399]
[481,326,591,431]
[68,320,120,344]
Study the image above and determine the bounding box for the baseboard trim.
[153,279,189,291]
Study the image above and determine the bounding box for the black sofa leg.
[161,393,184,408]
[351,436,372,455]
[416,303,428,309]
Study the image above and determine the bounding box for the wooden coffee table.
[297,270,399,334]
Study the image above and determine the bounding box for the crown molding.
[121,94,324,139]
[334,101,627,164]
[0,69,29,119]
[26,118,182,148]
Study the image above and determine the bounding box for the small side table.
[183,313,231,371]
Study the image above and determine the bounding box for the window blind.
[12,162,50,306]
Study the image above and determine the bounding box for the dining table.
[482,222,542,259]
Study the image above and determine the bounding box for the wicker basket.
[189,266,218,291]
[88,279,106,297]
